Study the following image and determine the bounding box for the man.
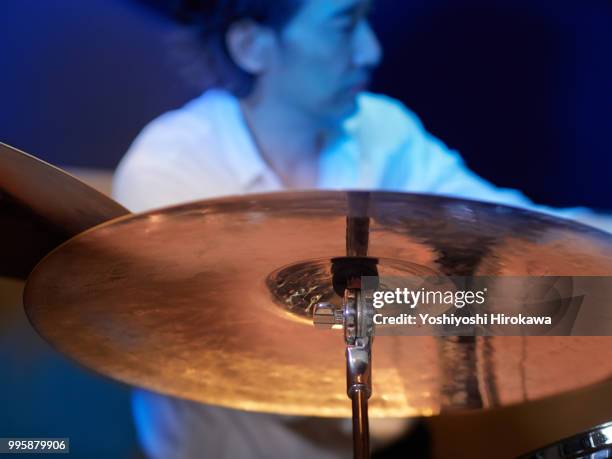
[115,0,548,213]
[114,1,607,457]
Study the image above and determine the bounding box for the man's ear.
[226,19,276,75]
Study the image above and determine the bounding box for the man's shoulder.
[344,92,429,159]
[352,92,426,137]
[133,90,234,150]
[113,91,243,210]
[118,90,238,170]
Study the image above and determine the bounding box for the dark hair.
[172,0,302,97]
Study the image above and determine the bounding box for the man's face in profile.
[260,0,382,126]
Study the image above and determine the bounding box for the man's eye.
[336,20,357,33]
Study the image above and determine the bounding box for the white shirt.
[114,89,543,213]
[114,89,604,459]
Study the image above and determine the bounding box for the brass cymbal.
[24,191,612,417]
[0,142,129,278]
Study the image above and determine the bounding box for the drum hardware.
[519,421,612,459]
[314,283,375,459]
[14,183,612,459]
[312,194,378,458]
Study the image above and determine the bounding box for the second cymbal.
[0,142,128,278]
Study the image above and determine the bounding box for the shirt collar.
[208,89,358,191]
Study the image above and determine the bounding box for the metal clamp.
[313,285,375,459]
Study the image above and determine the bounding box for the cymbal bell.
[24,191,612,417]
[0,142,128,278]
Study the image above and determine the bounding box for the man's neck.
[239,93,329,189]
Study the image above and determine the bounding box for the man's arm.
[377,104,612,233]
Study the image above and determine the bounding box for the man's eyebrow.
[330,0,371,19]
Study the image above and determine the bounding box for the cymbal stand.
[314,280,374,459]
[314,193,376,458]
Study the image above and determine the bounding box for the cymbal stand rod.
[344,287,373,459]
[348,355,371,459]
[313,275,375,459]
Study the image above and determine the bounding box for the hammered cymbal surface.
[0,142,129,278]
[24,191,612,417]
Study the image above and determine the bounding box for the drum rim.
[518,421,612,458]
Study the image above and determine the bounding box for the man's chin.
[321,97,360,127]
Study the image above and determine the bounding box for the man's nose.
[353,21,382,68]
